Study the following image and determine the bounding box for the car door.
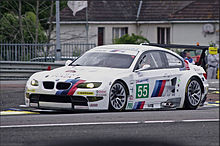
[132,51,172,109]
[159,51,185,98]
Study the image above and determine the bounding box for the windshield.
[71,52,135,68]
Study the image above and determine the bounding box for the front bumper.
[26,93,104,110]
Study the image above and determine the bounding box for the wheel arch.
[114,79,130,95]
[190,75,204,94]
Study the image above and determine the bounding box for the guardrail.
[0,61,64,80]
[0,43,96,62]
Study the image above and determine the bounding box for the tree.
[113,33,150,44]
[0,0,67,43]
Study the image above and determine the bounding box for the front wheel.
[184,77,202,110]
[109,81,128,111]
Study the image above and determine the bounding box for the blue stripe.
[133,102,138,110]
[151,80,159,97]
[55,79,79,95]
[137,102,142,109]
[151,80,162,97]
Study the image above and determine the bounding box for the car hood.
[32,66,130,82]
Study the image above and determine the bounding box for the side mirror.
[65,60,72,66]
[136,64,150,72]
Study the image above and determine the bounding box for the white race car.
[25,44,208,111]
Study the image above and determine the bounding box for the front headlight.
[30,79,39,86]
[77,82,102,88]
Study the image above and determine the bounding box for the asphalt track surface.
[0,80,219,146]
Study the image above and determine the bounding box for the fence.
[0,43,96,62]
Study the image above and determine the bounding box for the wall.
[57,23,137,45]
[57,22,219,46]
[139,22,219,46]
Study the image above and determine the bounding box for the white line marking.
[182,119,219,122]
[0,119,219,129]
[209,88,219,91]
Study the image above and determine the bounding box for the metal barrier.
[0,43,96,62]
[0,61,64,80]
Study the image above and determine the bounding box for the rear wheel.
[184,77,202,110]
[109,81,127,111]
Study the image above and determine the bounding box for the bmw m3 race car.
[25,44,208,111]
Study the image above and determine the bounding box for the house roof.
[60,0,219,22]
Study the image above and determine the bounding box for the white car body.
[25,44,208,110]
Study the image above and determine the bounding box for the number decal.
[136,84,149,98]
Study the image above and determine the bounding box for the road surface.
[0,80,219,146]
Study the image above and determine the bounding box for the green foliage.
[113,33,150,44]
[0,12,47,43]
[0,0,67,43]
[0,13,19,42]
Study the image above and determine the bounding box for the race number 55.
[136,84,149,98]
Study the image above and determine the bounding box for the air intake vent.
[43,81,54,89]
[56,82,71,90]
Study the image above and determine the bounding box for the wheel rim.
[110,83,126,110]
[187,80,202,106]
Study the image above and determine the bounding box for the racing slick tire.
[184,77,202,110]
[109,81,128,111]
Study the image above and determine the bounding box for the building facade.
[54,1,219,46]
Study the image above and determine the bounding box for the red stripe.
[140,101,145,109]
[158,80,166,97]
[67,80,85,95]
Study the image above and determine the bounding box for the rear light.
[203,73,207,79]
[184,60,190,70]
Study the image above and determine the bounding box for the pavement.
[0,79,219,146]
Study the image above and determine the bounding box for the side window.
[137,51,165,70]
[138,53,155,70]
[165,52,183,67]
[150,51,165,68]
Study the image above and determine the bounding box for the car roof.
[92,44,167,52]
[92,44,169,52]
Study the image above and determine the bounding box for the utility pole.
[55,0,61,61]
[86,3,89,49]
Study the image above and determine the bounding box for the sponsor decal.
[127,102,133,109]
[56,79,85,96]
[136,84,149,98]
[90,103,98,107]
[133,101,145,110]
[151,78,176,97]
[65,70,76,73]
[130,80,134,85]
[136,78,149,83]
[96,90,107,96]
[137,72,143,77]
[129,88,134,94]
[128,95,134,100]
[151,80,166,97]
[26,89,35,93]
[77,92,94,95]
[147,104,154,107]
[109,49,125,53]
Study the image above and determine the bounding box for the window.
[98,27,105,46]
[136,51,165,70]
[164,52,183,68]
[112,27,128,42]
[157,27,170,44]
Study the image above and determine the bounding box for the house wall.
[172,23,219,46]
[139,23,219,46]
[58,22,219,46]
[58,23,137,44]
